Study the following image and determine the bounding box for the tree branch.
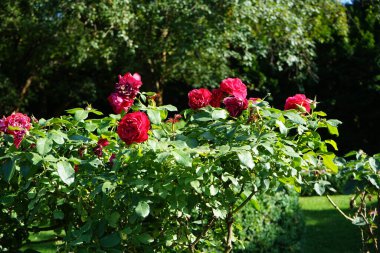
[326,195,354,222]
[189,216,215,253]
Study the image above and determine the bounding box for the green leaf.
[135,201,150,218]
[325,139,338,151]
[100,233,121,248]
[107,212,120,228]
[50,133,65,145]
[237,151,255,169]
[146,109,161,124]
[326,123,339,136]
[283,111,306,125]
[276,120,288,135]
[74,109,89,121]
[160,105,177,111]
[250,196,261,211]
[313,181,330,196]
[53,210,64,220]
[209,185,218,196]
[322,154,338,173]
[36,138,53,156]
[190,180,201,192]
[56,161,75,186]
[137,233,154,244]
[102,181,116,193]
[172,150,192,167]
[2,159,17,182]
[212,109,228,120]
[369,157,380,171]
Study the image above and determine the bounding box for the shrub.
[0,73,340,252]
[234,190,304,253]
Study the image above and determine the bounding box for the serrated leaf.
[284,111,306,125]
[135,201,150,218]
[147,109,161,124]
[37,138,53,156]
[172,150,192,167]
[56,161,75,186]
[237,151,255,169]
[276,120,288,135]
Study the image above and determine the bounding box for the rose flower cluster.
[107,72,151,145]
[188,78,259,117]
[188,78,312,116]
[0,113,31,148]
[108,72,142,114]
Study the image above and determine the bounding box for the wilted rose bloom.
[117,112,150,145]
[74,165,79,173]
[109,153,116,166]
[0,116,6,132]
[115,72,142,99]
[166,114,182,123]
[210,88,225,108]
[284,94,311,113]
[4,113,31,149]
[108,92,134,114]
[220,78,247,99]
[188,88,212,109]
[223,97,248,117]
[93,145,103,157]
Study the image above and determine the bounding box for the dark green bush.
[234,190,304,253]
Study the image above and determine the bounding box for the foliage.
[327,151,380,252]
[0,79,340,252]
[0,0,348,116]
[234,190,304,253]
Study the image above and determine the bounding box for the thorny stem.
[326,195,354,221]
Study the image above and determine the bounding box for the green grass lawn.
[22,195,362,253]
[300,195,362,253]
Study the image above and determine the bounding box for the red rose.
[223,97,248,117]
[188,88,212,109]
[210,88,225,108]
[4,113,31,149]
[117,112,150,145]
[115,72,142,99]
[284,94,311,113]
[108,92,134,114]
[220,78,247,99]
[98,138,110,147]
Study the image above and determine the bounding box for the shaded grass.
[300,195,361,253]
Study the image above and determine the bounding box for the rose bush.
[0,72,343,252]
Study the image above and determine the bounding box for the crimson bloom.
[117,112,150,145]
[188,88,212,109]
[108,92,134,114]
[210,88,225,108]
[220,78,247,99]
[115,72,142,99]
[223,97,248,117]
[4,113,31,148]
[284,94,311,113]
